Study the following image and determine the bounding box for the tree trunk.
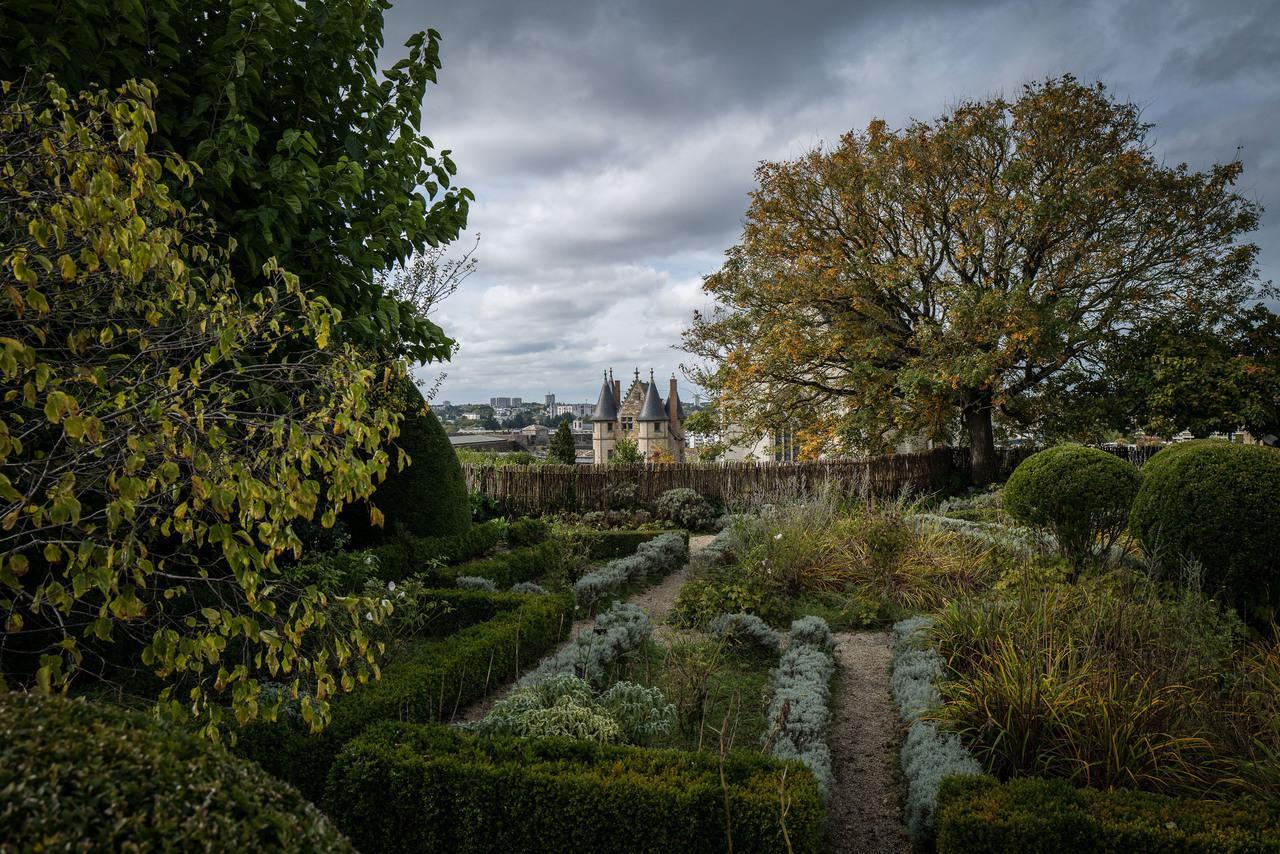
[963,399,998,486]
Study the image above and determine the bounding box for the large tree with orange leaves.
[683,77,1265,483]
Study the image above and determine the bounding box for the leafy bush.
[456,575,497,592]
[0,693,352,851]
[345,382,472,546]
[708,613,782,655]
[574,532,689,609]
[932,574,1245,795]
[890,617,983,846]
[326,721,824,854]
[936,775,1280,854]
[655,488,718,531]
[506,517,551,548]
[474,674,674,744]
[1003,444,1140,570]
[762,617,836,797]
[1129,441,1280,614]
[519,602,652,690]
[235,589,574,802]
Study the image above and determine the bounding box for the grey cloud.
[385,0,1278,404]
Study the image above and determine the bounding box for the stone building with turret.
[590,368,686,463]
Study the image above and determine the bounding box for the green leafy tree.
[0,79,403,735]
[549,420,577,465]
[683,77,1266,483]
[1,0,471,361]
[1040,305,1280,441]
[610,438,644,466]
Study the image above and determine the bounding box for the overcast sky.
[384,0,1279,406]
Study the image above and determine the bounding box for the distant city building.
[488,396,522,408]
[545,393,556,411]
[590,368,687,463]
[556,402,594,418]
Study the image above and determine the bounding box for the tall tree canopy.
[683,77,1266,483]
[1,0,471,362]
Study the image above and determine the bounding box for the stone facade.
[590,368,686,463]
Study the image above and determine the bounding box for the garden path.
[826,631,911,854]
[452,533,716,723]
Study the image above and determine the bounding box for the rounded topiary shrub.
[345,379,471,546]
[1003,444,1140,570]
[0,692,353,851]
[1129,442,1280,612]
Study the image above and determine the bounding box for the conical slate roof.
[590,373,618,422]
[637,372,668,422]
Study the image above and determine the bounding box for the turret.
[590,371,619,464]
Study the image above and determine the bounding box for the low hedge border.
[587,528,686,559]
[236,589,573,802]
[574,531,689,610]
[763,617,836,797]
[936,775,1280,853]
[285,520,504,593]
[889,617,983,847]
[433,539,560,589]
[325,720,825,854]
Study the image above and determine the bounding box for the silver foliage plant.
[573,532,688,608]
[509,581,548,595]
[762,616,837,797]
[519,601,652,690]
[890,616,982,846]
[456,575,497,592]
[708,612,781,654]
[473,673,674,745]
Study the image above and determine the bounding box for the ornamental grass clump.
[932,573,1246,796]
[762,617,837,797]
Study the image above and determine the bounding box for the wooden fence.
[463,447,1034,514]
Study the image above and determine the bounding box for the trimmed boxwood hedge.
[1129,441,1280,613]
[236,589,573,802]
[588,528,687,559]
[433,539,560,589]
[326,721,824,854]
[0,692,352,851]
[936,775,1280,853]
[505,516,550,548]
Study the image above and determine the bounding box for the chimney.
[612,372,621,410]
[668,374,679,431]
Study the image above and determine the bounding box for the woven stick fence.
[463,448,993,514]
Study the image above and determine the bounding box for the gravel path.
[453,533,716,723]
[826,632,911,854]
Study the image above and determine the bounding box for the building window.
[654,422,662,433]
[607,449,614,460]
[621,416,633,431]
[606,422,612,432]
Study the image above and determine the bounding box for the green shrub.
[588,528,686,559]
[286,520,503,592]
[506,517,551,548]
[1003,445,1140,570]
[0,692,352,851]
[433,540,559,589]
[345,381,471,546]
[326,721,825,854]
[1129,442,1280,614]
[473,674,675,745]
[655,488,717,531]
[936,775,1280,854]
[236,589,573,802]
